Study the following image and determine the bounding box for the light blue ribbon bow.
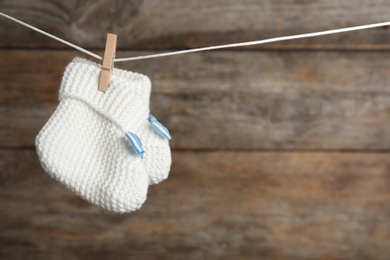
[125,131,145,159]
[148,114,171,140]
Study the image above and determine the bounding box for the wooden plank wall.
[1,1,390,259]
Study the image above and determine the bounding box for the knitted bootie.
[35,57,151,213]
[139,114,172,185]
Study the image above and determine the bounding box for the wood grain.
[1,50,389,150]
[1,149,390,259]
[1,2,390,259]
[1,0,390,50]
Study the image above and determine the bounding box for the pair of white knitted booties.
[35,57,171,213]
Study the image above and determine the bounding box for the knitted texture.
[35,57,151,213]
[68,58,172,184]
[139,123,171,184]
[67,58,173,185]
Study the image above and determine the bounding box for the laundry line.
[1,11,390,62]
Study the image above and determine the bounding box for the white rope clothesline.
[0,12,102,60]
[1,11,390,62]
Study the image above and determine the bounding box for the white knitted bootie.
[35,57,151,213]
[139,114,172,185]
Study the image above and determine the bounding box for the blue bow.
[148,114,171,140]
[125,131,145,159]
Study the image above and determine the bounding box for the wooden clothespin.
[98,33,117,92]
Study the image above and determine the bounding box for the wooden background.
[1,0,390,259]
